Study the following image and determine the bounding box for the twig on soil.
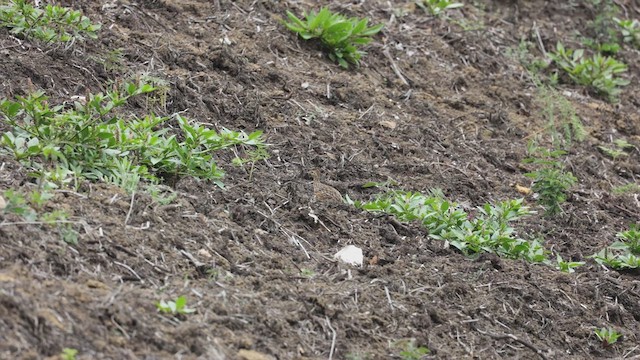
[256,210,312,259]
[111,315,131,340]
[113,261,143,282]
[532,22,546,56]
[326,316,337,360]
[180,249,205,268]
[384,286,395,313]
[382,48,409,86]
[124,191,135,228]
[477,329,549,360]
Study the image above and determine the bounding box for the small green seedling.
[0,0,100,44]
[548,42,629,102]
[398,340,430,360]
[555,254,585,273]
[418,0,463,17]
[283,7,383,68]
[156,295,195,315]
[594,327,621,347]
[60,348,78,360]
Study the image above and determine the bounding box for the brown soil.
[1,0,640,359]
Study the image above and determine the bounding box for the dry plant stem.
[383,48,409,86]
[477,329,549,360]
[326,316,337,360]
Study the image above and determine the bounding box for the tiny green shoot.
[594,327,622,347]
[156,295,196,315]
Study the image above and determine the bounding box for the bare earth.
[1,0,639,359]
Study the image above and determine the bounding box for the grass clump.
[283,7,383,68]
[548,42,629,102]
[0,0,100,44]
[0,82,266,191]
[351,189,547,262]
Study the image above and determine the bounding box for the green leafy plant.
[614,18,640,47]
[0,82,266,191]
[351,189,548,262]
[283,7,383,68]
[418,0,464,17]
[523,145,577,216]
[548,42,629,102]
[60,348,78,360]
[555,254,585,273]
[592,224,640,270]
[612,224,640,255]
[156,295,196,315]
[0,0,100,44]
[594,327,622,347]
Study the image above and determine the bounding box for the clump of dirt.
[1,0,639,359]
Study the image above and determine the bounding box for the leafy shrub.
[0,0,100,44]
[350,190,547,262]
[548,42,629,102]
[283,7,383,68]
[0,82,266,191]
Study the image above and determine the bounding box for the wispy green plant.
[0,82,266,191]
[598,138,634,160]
[283,7,383,68]
[2,188,78,244]
[350,189,547,262]
[535,82,586,148]
[548,42,629,102]
[418,0,464,17]
[0,0,100,44]
[156,295,195,315]
[523,145,577,216]
[612,183,640,195]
